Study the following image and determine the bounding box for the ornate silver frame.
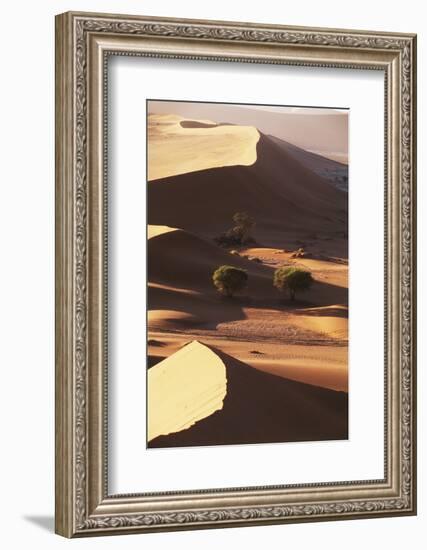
[55,11,417,537]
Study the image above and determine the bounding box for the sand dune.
[149,101,348,162]
[148,114,260,180]
[147,341,227,441]
[289,310,348,340]
[148,224,272,294]
[148,341,348,448]
[147,224,275,331]
[148,131,347,244]
[147,224,177,240]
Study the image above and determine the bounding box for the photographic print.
[147,100,349,448]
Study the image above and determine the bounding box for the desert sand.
[147,105,348,447]
[147,341,227,441]
[148,114,260,180]
[149,341,347,448]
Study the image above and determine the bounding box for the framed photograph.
[55,11,417,537]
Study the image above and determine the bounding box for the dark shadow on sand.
[148,277,348,332]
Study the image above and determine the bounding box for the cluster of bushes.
[212,265,313,301]
[212,212,313,301]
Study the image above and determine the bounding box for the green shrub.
[212,265,248,297]
[232,212,255,244]
[273,267,313,301]
[214,212,256,248]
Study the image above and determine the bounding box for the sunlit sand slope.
[147,341,227,442]
[148,114,260,180]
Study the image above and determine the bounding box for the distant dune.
[268,135,348,192]
[268,136,347,170]
[148,341,348,448]
[148,129,347,243]
[148,114,260,180]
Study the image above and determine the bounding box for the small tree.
[231,212,255,244]
[214,212,256,248]
[212,265,248,298]
[273,267,313,301]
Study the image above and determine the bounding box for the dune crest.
[147,224,178,240]
[147,341,227,442]
[148,113,260,180]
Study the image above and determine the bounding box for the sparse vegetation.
[232,212,255,243]
[273,267,313,301]
[215,212,256,247]
[212,265,248,298]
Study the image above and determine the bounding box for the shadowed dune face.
[148,224,272,294]
[148,342,348,448]
[148,132,347,245]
